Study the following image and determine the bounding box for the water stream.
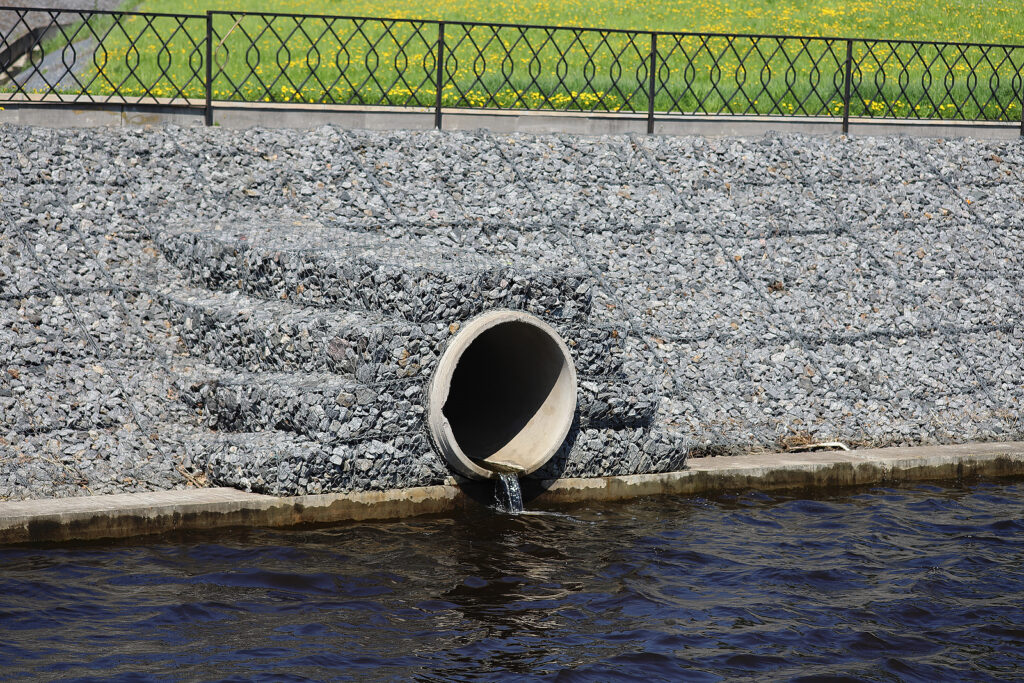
[3,480,1024,678]
[493,472,524,513]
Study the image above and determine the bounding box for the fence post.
[435,22,445,130]
[204,11,213,126]
[841,38,853,135]
[1020,68,1024,137]
[647,33,657,134]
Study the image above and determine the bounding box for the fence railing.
[2,6,1023,134]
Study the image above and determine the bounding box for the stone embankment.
[1,125,1022,501]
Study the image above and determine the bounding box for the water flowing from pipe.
[494,473,523,513]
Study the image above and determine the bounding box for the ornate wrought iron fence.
[0,7,206,104]
[2,6,1023,133]
[850,39,1024,123]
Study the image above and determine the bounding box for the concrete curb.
[1,99,1020,138]
[2,441,1023,544]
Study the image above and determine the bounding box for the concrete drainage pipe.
[427,310,577,480]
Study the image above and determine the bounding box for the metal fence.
[2,6,1023,133]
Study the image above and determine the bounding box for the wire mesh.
[0,7,205,104]
[208,12,438,106]
[442,23,650,112]
[656,33,848,117]
[850,39,1024,121]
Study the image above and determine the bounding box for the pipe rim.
[426,310,577,481]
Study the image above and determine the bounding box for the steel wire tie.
[3,203,178,488]
[776,133,1005,439]
[481,131,712,466]
[626,133,848,447]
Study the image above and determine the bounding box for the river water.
[2,479,1023,680]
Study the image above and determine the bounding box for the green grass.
[131,1,1024,45]
[3,1,1023,121]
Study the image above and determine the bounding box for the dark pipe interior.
[442,321,564,461]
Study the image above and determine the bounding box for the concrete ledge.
[846,116,1023,140]
[0,100,205,127]
[534,441,1024,504]
[0,98,1019,138]
[0,485,474,545]
[2,441,1023,544]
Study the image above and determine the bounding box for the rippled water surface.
[2,480,1024,681]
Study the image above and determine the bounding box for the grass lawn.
[132,1,1024,45]
[3,1,1023,120]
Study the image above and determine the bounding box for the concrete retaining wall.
[1,100,1020,138]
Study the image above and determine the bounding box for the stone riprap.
[1,125,1022,501]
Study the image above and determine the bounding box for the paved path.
[1,2,128,40]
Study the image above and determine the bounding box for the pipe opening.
[427,311,577,480]
[444,321,564,460]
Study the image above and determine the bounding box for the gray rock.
[1,123,1020,502]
